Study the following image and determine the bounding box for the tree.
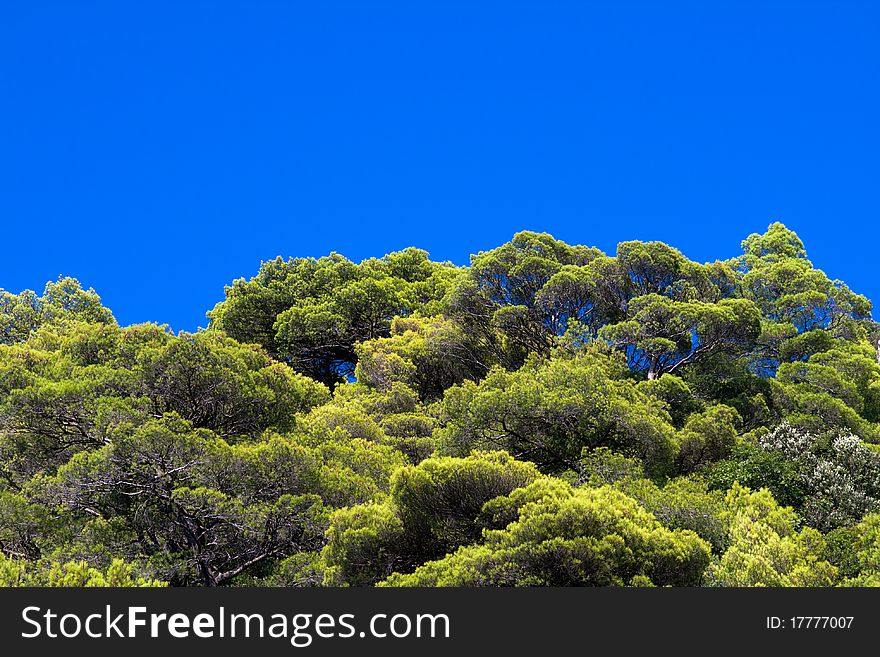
[0,278,115,347]
[617,475,729,554]
[381,484,711,586]
[354,316,491,401]
[140,331,330,439]
[296,381,436,464]
[38,416,337,585]
[321,452,540,585]
[0,290,41,345]
[209,250,459,387]
[445,231,604,368]
[831,513,880,586]
[676,405,741,473]
[752,424,880,531]
[0,554,164,587]
[740,223,870,340]
[0,322,330,487]
[3,224,880,588]
[535,260,627,338]
[600,295,761,380]
[436,347,679,477]
[706,484,836,586]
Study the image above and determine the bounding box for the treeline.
[2,223,880,586]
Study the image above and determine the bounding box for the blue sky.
[1,1,878,332]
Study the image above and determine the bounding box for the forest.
[2,222,880,587]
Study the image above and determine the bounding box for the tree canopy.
[1,223,879,587]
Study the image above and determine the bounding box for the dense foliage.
[2,223,879,586]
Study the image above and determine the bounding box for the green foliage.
[706,441,807,510]
[322,503,406,587]
[615,476,729,554]
[34,416,331,585]
[436,348,679,477]
[830,514,880,585]
[446,231,605,366]
[0,553,164,587]
[446,232,752,380]
[740,222,808,265]
[354,316,491,401]
[600,295,761,381]
[746,424,880,531]
[0,289,41,345]
[381,484,711,586]
[321,451,539,585]
[296,381,436,464]
[0,491,49,559]
[209,250,459,387]
[390,452,539,557]
[677,405,741,473]
[0,322,330,487]
[636,374,702,428]
[3,223,880,587]
[742,252,869,335]
[15,409,402,586]
[140,331,331,438]
[706,484,836,586]
[578,447,646,487]
[1,278,115,345]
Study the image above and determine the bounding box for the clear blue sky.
[1,1,878,332]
